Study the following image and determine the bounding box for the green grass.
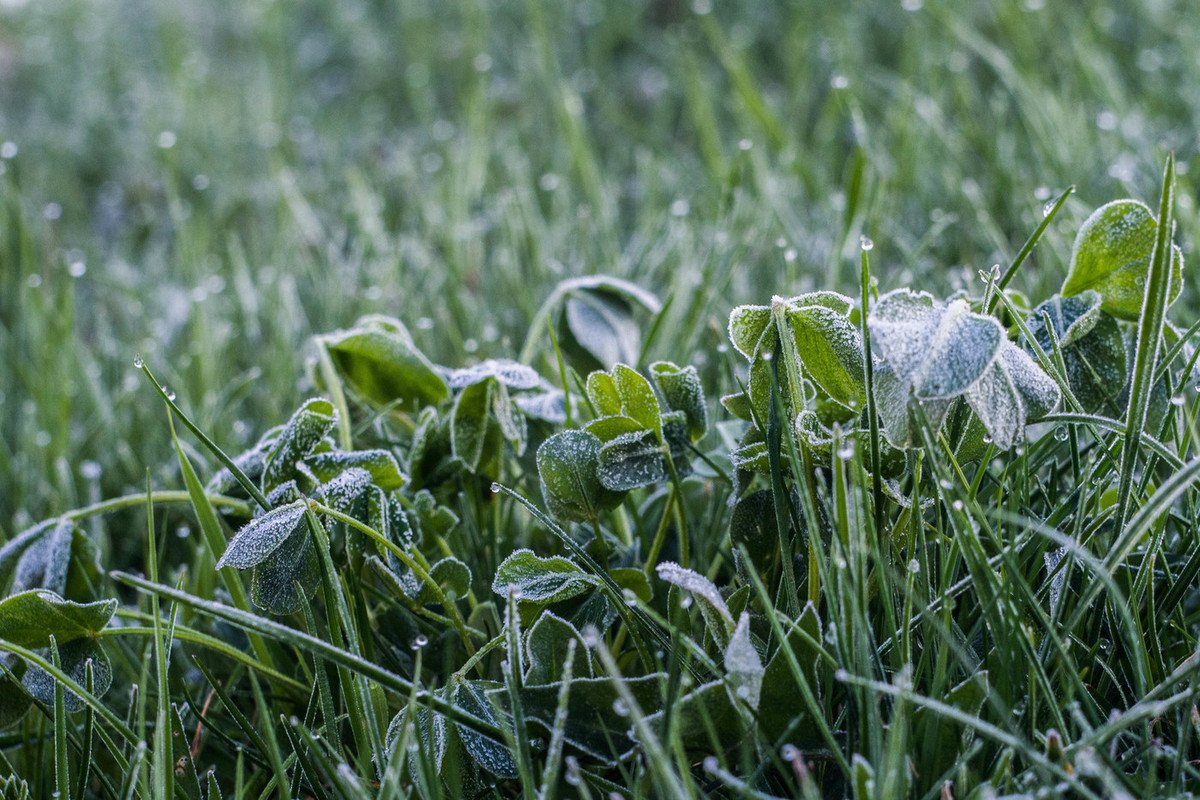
[2,0,1200,797]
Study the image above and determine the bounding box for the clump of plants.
[3,159,1200,798]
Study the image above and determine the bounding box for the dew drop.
[836,443,855,461]
[490,482,502,494]
[411,634,429,650]
[951,499,964,511]
[1054,426,1069,442]
[612,698,630,717]
[781,743,800,761]
[859,235,874,251]
[1042,199,1056,217]
[703,755,719,773]
[133,354,144,368]
[908,558,920,574]
[1171,394,1185,407]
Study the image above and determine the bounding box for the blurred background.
[1,0,1197,533]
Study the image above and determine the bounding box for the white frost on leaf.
[724,612,763,710]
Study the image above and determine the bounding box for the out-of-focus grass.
[1,0,1197,532]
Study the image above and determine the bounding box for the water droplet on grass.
[490,482,501,494]
[612,698,629,716]
[1054,426,1069,442]
[703,755,719,773]
[411,634,428,650]
[859,235,874,251]
[133,354,144,368]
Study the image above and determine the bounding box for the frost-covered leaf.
[524,611,592,684]
[730,441,770,473]
[262,399,337,493]
[719,390,755,423]
[10,519,74,595]
[322,315,449,408]
[450,379,501,473]
[416,557,472,605]
[730,490,778,570]
[964,342,1061,450]
[0,590,116,648]
[725,612,763,710]
[305,449,406,491]
[561,289,645,370]
[0,673,32,729]
[727,304,774,360]
[446,358,541,390]
[1026,293,1128,415]
[597,430,667,491]
[784,298,866,410]
[536,430,626,523]
[871,364,954,449]
[490,382,527,456]
[451,680,517,778]
[650,361,707,440]
[217,501,308,570]
[0,522,51,591]
[22,637,113,712]
[1063,199,1184,320]
[312,467,371,513]
[250,522,320,614]
[655,562,734,643]
[515,390,567,424]
[491,549,598,605]
[870,291,1003,399]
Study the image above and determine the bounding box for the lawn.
[2,0,1200,797]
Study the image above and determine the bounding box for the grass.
[2,0,1200,797]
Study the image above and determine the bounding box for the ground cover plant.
[6,0,1200,797]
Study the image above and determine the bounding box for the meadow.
[2,0,1200,797]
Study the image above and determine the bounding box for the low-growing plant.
[3,159,1200,798]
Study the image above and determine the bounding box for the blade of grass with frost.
[281,721,330,800]
[502,589,538,800]
[170,411,276,670]
[298,600,342,760]
[138,360,270,510]
[50,637,69,800]
[145,474,174,800]
[76,658,95,800]
[1116,154,1175,534]
[109,572,505,739]
[765,352,799,616]
[537,639,576,800]
[248,669,292,800]
[986,186,1074,314]
[860,244,884,535]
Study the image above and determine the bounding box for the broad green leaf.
[450,378,500,473]
[650,361,707,440]
[0,522,48,590]
[524,611,592,684]
[964,342,1061,449]
[536,430,626,523]
[249,524,320,615]
[758,604,824,743]
[515,390,567,424]
[446,358,541,390]
[730,441,770,474]
[719,390,754,422]
[415,557,472,605]
[322,316,449,408]
[585,371,622,416]
[0,590,116,648]
[611,364,661,435]
[262,399,337,493]
[609,567,652,603]
[730,490,778,571]
[489,673,664,762]
[585,414,646,442]
[1063,199,1184,320]
[914,671,990,781]
[1026,292,1128,415]
[490,382,527,456]
[785,300,866,410]
[491,549,598,605]
[869,291,1003,399]
[643,679,743,752]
